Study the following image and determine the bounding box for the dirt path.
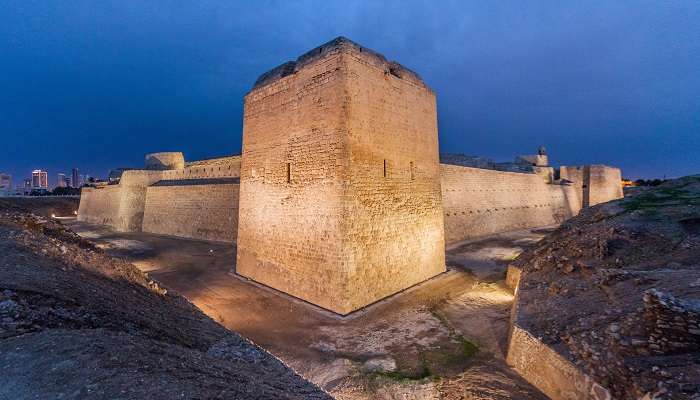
[68,221,551,399]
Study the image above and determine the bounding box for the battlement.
[252,36,428,91]
[238,36,444,314]
[145,152,185,170]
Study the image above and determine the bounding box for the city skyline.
[0,167,93,193]
[1,2,699,181]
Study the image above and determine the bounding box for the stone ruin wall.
[441,164,582,244]
[643,289,700,355]
[161,155,242,180]
[236,39,445,314]
[558,166,586,207]
[114,170,166,231]
[507,323,611,400]
[145,152,185,170]
[140,156,242,241]
[79,157,620,247]
[506,267,612,400]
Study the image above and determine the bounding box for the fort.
[78,37,623,315]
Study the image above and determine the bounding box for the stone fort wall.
[142,178,240,242]
[585,165,623,207]
[441,164,582,244]
[342,38,445,312]
[78,155,241,241]
[236,37,445,315]
[78,184,122,226]
[78,170,164,231]
[79,160,619,247]
[560,165,623,208]
[76,37,624,315]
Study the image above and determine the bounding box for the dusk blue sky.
[1,1,698,185]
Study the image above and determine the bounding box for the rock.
[307,358,354,391]
[0,299,19,313]
[361,357,397,373]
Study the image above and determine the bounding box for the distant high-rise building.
[32,170,48,189]
[0,173,12,196]
[57,173,67,188]
[71,168,79,188]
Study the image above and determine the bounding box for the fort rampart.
[236,37,446,314]
[79,155,241,242]
[142,178,240,242]
[560,165,623,208]
[77,37,623,315]
[80,160,619,246]
[441,164,581,244]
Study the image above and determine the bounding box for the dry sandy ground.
[68,220,551,399]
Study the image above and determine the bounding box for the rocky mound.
[0,196,79,218]
[512,176,700,399]
[0,203,330,399]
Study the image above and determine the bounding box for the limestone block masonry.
[236,37,446,315]
[559,165,623,208]
[79,155,241,240]
[79,170,165,231]
[441,164,581,244]
[507,272,612,400]
[145,152,185,170]
[77,36,625,316]
[142,178,240,242]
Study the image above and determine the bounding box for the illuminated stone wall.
[586,165,623,207]
[145,152,185,170]
[236,37,445,315]
[142,179,239,242]
[77,170,164,231]
[559,166,586,207]
[77,155,240,237]
[78,185,123,226]
[506,263,612,400]
[441,164,581,244]
[113,170,165,231]
[342,39,446,312]
[507,324,610,400]
[162,155,241,180]
[560,165,623,207]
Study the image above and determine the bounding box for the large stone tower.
[236,37,445,315]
